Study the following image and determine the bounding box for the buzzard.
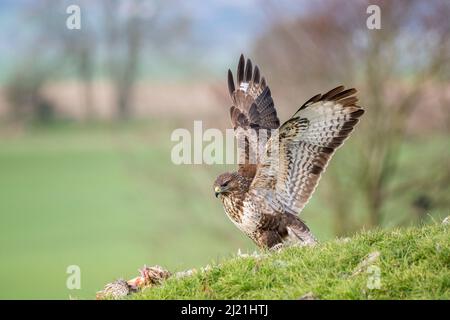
[213,54,364,250]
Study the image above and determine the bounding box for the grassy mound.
[132,223,449,299]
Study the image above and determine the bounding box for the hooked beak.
[214,186,221,198]
[214,185,229,198]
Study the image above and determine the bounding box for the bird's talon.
[270,243,284,252]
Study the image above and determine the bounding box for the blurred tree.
[5,0,93,122]
[6,62,56,124]
[103,0,142,120]
[64,25,96,120]
[6,0,190,122]
[102,0,190,120]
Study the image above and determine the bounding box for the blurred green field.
[0,122,448,299]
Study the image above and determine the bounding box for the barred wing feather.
[250,86,364,215]
[227,54,280,177]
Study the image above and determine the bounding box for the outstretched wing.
[249,86,364,215]
[228,54,280,178]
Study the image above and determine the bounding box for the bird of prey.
[213,54,364,250]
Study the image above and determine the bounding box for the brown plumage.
[213,54,365,249]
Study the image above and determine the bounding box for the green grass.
[133,223,450,300]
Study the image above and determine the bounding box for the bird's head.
[213,172,240,199]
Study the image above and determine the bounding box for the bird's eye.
[222,181,230,187]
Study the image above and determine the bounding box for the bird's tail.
[285,220,317,246]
